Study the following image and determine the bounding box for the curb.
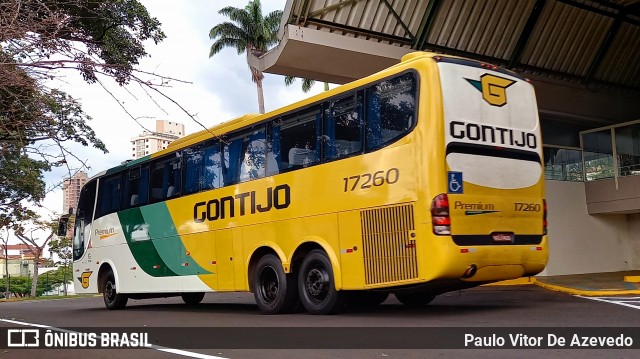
[624,276,640,283]
[485,276,640,296]
[532,279,640,296]
[485,277,534,286]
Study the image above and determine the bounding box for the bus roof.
[94,51,522,178]
[166,113,260,149]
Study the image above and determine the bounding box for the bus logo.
[465,74,515,107]
[79,271,92,289]
[96,228,116,240]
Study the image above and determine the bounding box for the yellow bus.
[62,52,547,315]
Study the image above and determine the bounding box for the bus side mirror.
[57,216,70,237]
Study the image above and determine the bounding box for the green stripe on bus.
[140,203,209,276]
[118,208,177,277]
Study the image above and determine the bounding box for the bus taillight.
[543,199,548,235]
[431,194,451,235]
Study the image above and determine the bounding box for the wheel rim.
[305,265,330,303]
[105,280,116,303]
[258,265,279,304]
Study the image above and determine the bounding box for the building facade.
[62,171,88,215]
[1,244,37,278]
[131,120,185,159]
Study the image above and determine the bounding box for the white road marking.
[579,296,640,310]
[0,318,229,359]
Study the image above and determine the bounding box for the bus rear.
[430,56,547,282]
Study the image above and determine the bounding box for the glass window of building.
[582,130,613,181]
[615,123,640,176]
[543,147,583,181]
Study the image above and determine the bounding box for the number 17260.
[343,168,399,192]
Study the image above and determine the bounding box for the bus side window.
[184,145,204,194]
[96,174,122,218]
[239,127,267,182]
[123,166,149,208]
[149,154,182,202]
[323,92,363,161]
[223,136,243,186]
[280,106,321,171]
[203,142,223,190]
[266,121,282,176]
[366,72,417,151]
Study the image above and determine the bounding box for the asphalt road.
[1,285,638,358]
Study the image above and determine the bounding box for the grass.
[0,294,96,302]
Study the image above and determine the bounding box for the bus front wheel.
[252,254,298,314]
[103,272,128,310]
[298,249,344,315]
[181,292,205,305]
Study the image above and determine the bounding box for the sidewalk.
[534,270,640,296]
[491,271,640,296]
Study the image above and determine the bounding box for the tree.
[1,0,168,236]
[0,276,33,297]
[39,267,72,295]
[0,273,62,297]
[208,0,282,114]
[1,229,9,299]
[1,0,165,86]
[284,76,330,93]
[14,224,54,297]
[49,236,72,295]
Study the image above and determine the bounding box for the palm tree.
[209,0,282,114]
[284,76,329,93]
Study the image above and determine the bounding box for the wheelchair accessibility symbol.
[448,171,463,194]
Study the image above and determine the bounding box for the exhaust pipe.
[462,264,478,278]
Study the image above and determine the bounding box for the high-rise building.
[131,120,185,159]
[62,171,88,215]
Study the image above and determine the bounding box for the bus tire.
[103,271,128,310]
[298,249,344,315]
[253,254,298,314]
[395,292,435,307]
[181,292,205,305]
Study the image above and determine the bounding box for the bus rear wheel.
[103,271,128,310]
[298,249,344,315]
[253,254,298,314]
[181,292,205,305]
[394,292,435,307]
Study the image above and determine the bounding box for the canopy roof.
[254,0,639,91]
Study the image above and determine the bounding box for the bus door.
[72,180,97,292]
[215,229,235,290]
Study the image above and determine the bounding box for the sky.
[31,0,330,228]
